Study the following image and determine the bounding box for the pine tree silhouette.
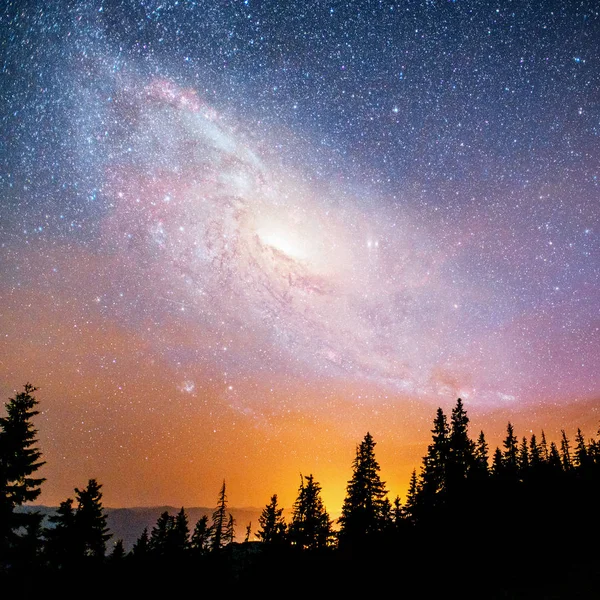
[191,515,210,555]
[338,432,388,549]
[210,480,229,553]
[288,474,332,551]
[257,494,287,545]
[0,383,45,561]
[74,479,112,560]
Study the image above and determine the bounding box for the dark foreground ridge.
[2,385,600,598]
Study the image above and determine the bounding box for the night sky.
[1,0,598,513]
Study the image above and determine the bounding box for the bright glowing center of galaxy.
[257,225,308,261]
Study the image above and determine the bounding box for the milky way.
[1,1,599,508]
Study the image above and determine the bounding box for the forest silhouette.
[1,384,599,598]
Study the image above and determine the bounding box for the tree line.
[2,384,600,597]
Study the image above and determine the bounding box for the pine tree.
[529,434,542,470]
[74,478,112,560]
[403,469,420,524]
[244,522,252,543]
[472,430,489,479]
[502,422,519,478]
[419,408,450,501]
[589,438,600,466]
[518,436,530,477]
[448,398,475,489]
[210,480,229,553]
[149,511,175,557]
[548,442,562,471]
[172,507,190,553]
[380,496,393,531]
[109,539,126,562]
[46,480,111,565]
[191,515,210,555]
[560,430,572,471]
[338,432,389,546]
[131,527,150,560]
[491,447,503,476]
[574,428,591,471]
[225,513,235,545]
[539,430,550,462]
[288,474,332,551]
[46,497,78,567]
[257,494,287,544]
[392,495,403,527]
[0,383,46,555]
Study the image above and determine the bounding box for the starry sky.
[1,0,599,513]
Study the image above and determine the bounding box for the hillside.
[20,505,282,551]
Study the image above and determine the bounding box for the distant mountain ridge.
[21,505,281,551]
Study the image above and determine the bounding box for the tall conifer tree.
[574,428,591,471]
[288,474,332,551]
[149,511,174,556]
[419,408,450,501]
[338,432,388,546]
[74,478,112,560]
[46,497,78,567]
[518,437,530,477]
[502,423,519,478]
[0,383,45,555]
[491,447,503,476]
[448,398,474,487]
[473,430,489,478]
[191,515,210,555]
[403,469,420,524]
[529,434,542,470]
[560,430,572,471]
[257,494,287,544]
[131,527,150,560]
[225,513,235,545]
[173,507,191,553]
[210,480,229,553]
[539,431,550,462]
[548,442,562,471]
